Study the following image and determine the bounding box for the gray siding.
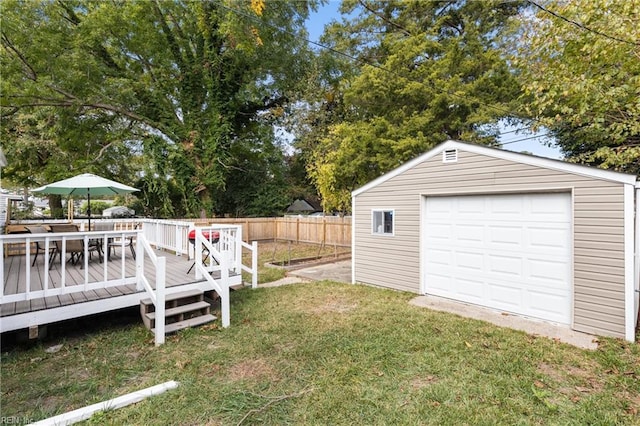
[354,150,626,338]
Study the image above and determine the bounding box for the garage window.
[372,210,394,235]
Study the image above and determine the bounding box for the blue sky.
[304,1,562,159]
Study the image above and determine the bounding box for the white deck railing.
[0,229,140,303]
[1,219,259,344]
[141,219,191,256]
[136,233,166,346]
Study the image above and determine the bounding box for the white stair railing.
[194,229,230,327]
[135,234,166,346]
[187,224,258,288]
[240,240,259,289]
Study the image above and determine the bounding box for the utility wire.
[527,0,640,46]
[500,133,552,145]
[216,2,548,141]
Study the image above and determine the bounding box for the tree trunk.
[48,195,64,219]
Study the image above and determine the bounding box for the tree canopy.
[512,0,640,174]
[298,0,525,212]
[1,0,317,216]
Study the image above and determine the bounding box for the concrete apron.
[410,295,598,350]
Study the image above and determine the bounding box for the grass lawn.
[1,281,638,425]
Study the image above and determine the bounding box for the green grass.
[2,282,638,425]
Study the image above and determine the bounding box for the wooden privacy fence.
[191,216,352,247]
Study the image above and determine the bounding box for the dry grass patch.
[410,375,439,390]
[309,297,358,315]
[227,358,278,382]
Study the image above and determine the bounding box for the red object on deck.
[188,229,220,242]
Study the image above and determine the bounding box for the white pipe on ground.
[28,381,179,426]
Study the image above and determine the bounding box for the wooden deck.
[2,250,219,318]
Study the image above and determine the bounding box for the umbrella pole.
[87,191,91,231]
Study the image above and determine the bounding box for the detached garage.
[352,140,640,341]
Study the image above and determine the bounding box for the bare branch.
[93,141,116,162]
[357,0,412,37]
[1,32,37,80]
[152,0,187,74]
[56,0,81,26]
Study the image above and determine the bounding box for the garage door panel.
[527,290,571,323]
[488,225,523,248]
[456,277,485,300]
[426,197,454,216]
[529,194,570,219]
[425,223,454,240]
[425,193,572,325]
[455,224,484,243]
[487,283,522,308]
[528,258,570,286]
[427,273,453,293]
[490,196,524,216]
[528,226,570,251]
[456,251,484,271]
[488,254,523,277]
[457,197,485,215]
[426,248,452,266]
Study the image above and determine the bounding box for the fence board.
[178,217,352,247]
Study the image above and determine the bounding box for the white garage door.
[424,193,572,324]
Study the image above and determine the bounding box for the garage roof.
[353,140,639,196]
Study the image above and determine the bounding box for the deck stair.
[140,289,216,334]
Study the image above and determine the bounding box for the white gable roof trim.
[353,140,638,196]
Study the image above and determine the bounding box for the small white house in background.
[352,140,640,342]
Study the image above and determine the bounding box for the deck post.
[188,223,195,261]
[135,237,144,291]
[251,241,258,289]
[235,226,242,274]
[195,230,203,280]
[0,240,4,298]
[44,238,51,287]
[155,256,166,346]
[25,237,31,297]
[220,250,230,327]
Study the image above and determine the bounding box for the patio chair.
[25,225,57,266]
[93,222,127,259]
[114,222,142,259]
[49,223,102,266]
[94,221,137,260]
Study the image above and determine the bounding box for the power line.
[527,0,640,47]
[500,133,552,145]
[216,2,547,140]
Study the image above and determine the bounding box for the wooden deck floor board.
[44,295,61,310]
[4,255,20,295]
[2,252,205,318]
[31,297,47,312]
[14,300,30,315]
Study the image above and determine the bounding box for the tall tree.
[1,0,317,216]
[299,0,524,212]
[512,0,640,174]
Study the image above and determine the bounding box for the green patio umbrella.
[31,173,138,229]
